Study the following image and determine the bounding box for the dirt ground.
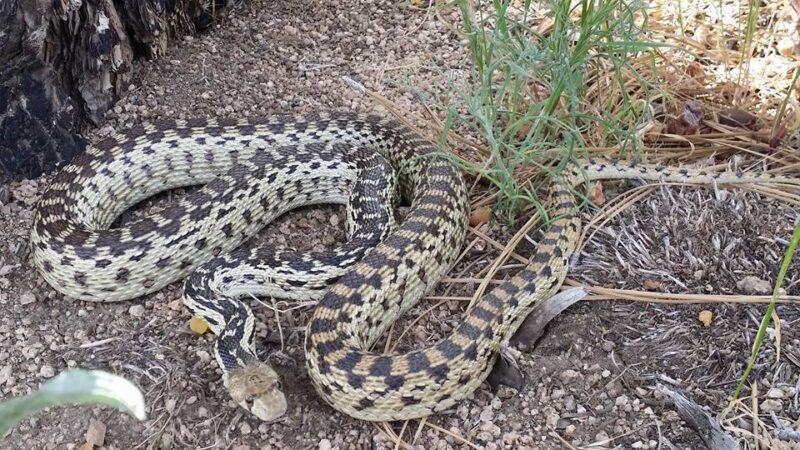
[1,0,799,449]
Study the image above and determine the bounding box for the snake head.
[224,362,287,422]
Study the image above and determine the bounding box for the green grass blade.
[0,369,146,436]
[441,0,660,221]
[733,219,800,399]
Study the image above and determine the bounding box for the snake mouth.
[225,362,288,422]
[246,389,288,422]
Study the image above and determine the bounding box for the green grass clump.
[442,0,661,221]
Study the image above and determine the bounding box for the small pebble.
[766,388,784,399]
[559,369,580,384]
[736,276,771,295]
[240,422,251,435]
[39,365,55,378]
[19,292,36,305]
[0,365,11,384]
[128,304,145,317]
[760,399,783,412]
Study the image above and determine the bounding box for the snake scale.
[31,111,800,422]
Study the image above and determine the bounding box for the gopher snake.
[31,111,800,422]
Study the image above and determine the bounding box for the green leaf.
[0,369,146,436]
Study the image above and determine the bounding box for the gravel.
[0,0,798,449]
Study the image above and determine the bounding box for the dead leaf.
[693,24,713,48]
[718,108,756,129]
[642,279,663,290]
[665,101,703,135]
[685,61,706,80]
[526,81,550,104]
[717,82,739,100]
[769,123,787,149]
[589,182,605,206]
[469,206,491,227]
[778,38,797,57]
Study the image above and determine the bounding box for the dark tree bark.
[0,0,229,184]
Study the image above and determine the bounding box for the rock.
[736,276,771,295]
[545,410,560,428]
[496,386,517,399]
[766,388,784,399]
[502,432,520,444]
[0,365,12,384]
[475,431,494,443]
[595,431,610,442]
[128,304,145,317]
[480,421,501,437]
[84,418,106,447]
[479,406,494,422]
[160,434,173,449]
[559,369,580,384]
[39,364,55,378]
[19,292,36,305]
[196,350,211,363]
[563,395,576,412]
[760,399,783,412]
[318,439,332,450]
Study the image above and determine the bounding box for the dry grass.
[366,0,800,447]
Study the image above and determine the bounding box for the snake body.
[31,111,800,422]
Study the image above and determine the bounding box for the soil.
[1,1,798,449]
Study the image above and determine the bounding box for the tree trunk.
[0,0,229,184]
